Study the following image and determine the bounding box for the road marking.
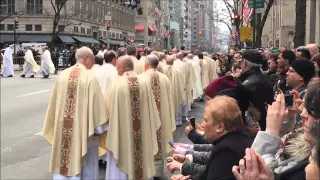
[34,132,42,136]
[16,89,50,98]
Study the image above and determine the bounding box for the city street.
[0,72,205,180]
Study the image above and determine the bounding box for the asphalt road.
[0,71,205,180]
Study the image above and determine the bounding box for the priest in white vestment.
[199,53,210,89]
[187,54,203,100]
[127,45,139,62]
[203,52,218,82]
[91,54,104,72]
[40,46,55,78]
[173,52,190,119]
[42,47,109,180]
[134,47,152,74]
[94,51,118,97]
[21,48,40,78]
[1,46,14,77]
[139,54,176,177]
[103,55,161,180]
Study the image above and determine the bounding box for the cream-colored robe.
[134,56,147,74]
[41,50,55,75]
[162,65,186,111]
[205,57,218,82]
[199,58,210,89]
[42,63,109,177]
[94,63,118,97]
[139,69,176,176]
[104,70,161,180]
[23,49,40,75]
[185,59,197,110]
[189,59,203,99]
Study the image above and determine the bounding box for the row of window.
[0,24,42,31]
[0,0,43,15]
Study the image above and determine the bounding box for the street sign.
[248,0,264,8]
[240,27,253,42]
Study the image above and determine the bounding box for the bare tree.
[294,0,306,47]
[0,9,25,22]
[44,0,82,48]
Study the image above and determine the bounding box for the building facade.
[169,0,182,49]
[0,0,136,49]
[182,0,192,50]
[262,0,296,48]
[305,0,320,45]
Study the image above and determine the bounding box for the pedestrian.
[1,45,14,77]
[40,46,55,78]
[21,47,40,78]
[42,46,109,180]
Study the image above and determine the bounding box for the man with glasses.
[42,46,109,180]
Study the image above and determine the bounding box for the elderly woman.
[233,80,320,180]
[169,96,253,180]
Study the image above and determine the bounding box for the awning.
[149,26,157,32]
[0,34,51,43]
[135,25,144,31]
[72,36,100,44]
[99,39,108,44]
[58,35,75,44]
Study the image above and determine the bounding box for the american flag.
[240,0,254,26]
[162,27,171,37]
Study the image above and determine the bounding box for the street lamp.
[14,17,19,56]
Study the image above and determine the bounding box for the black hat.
[242,49,265,65]
[291,59,315,84]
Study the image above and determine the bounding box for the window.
[120,34,122,39]
[0,0,15,15]
[87,28,91,35]
[116,33,119,39]
[58,25,64,32]
[0,24,4,31]
[35,24,42,31]
[25,24,33,31]
[73,26,78,33]
[7,24,14,31]
[81,27,85,34]
[112,33,115,38]
[27,0,43,14]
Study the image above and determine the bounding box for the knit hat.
[291,59,315,83]
[204,75,237,98]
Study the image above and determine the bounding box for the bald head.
[117,47,127,57]
[306,44,320,58]
[165,55,174,65]
[75,46,94,61]
[203,52,208,56]
[187,53,193,59]
[144,47,152,55]
[151,51,159,58]
[159,52,165,61]
[146,54,159,69]
[117,55,133,70]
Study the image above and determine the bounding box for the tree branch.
[219,19,232,35]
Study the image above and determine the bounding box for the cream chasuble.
[205,57,218,82]
[189,59,203,99]
[199,58,210,89]
[24,49,41,73]
[185,60,197,111]
[162,65,186,111]
[94,63,118,97]
[134,56,147,75]
[139,69,175,176]
[104,71,161,180]
[42,64,109,177]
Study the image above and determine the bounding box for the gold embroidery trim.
[151,71,162,161]
[128,77,143,180]
[60,67,81,175]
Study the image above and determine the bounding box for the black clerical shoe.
[30,75,35,78]
[8,75,13,77]
[43,75,49,78]
[20,74,25,78]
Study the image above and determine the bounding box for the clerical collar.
[123,70,137,78]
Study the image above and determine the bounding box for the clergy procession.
[40,45,221,180]
[3,43,320,180]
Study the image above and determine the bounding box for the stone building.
[305,0,320,45]
[0,0,136,50]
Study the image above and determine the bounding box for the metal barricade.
[12,56,71,71]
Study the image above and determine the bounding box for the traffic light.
[106,23,110,31]
[14,18,19,29]
[199,31,202,37]
[233,14,239,26]
[232,33,236,38]
[234,14,239,19]
[130,40,134,44]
